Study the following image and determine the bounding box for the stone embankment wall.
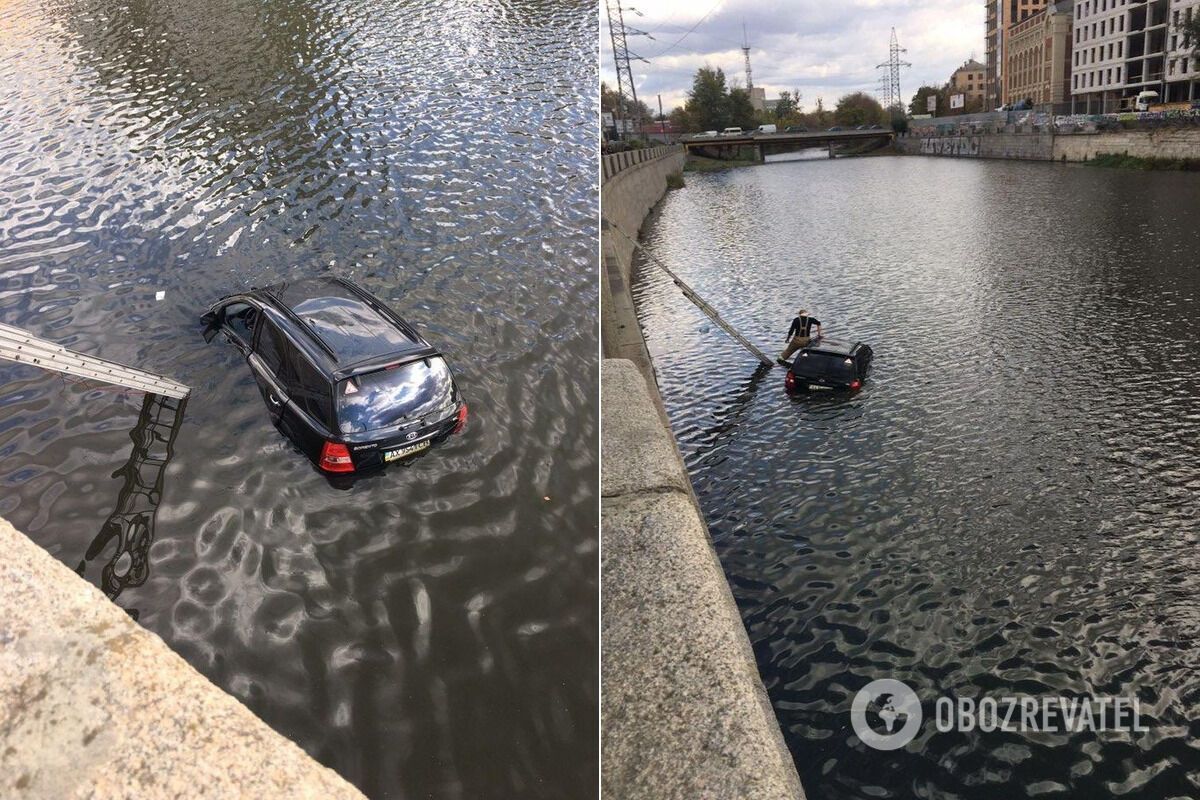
[602,362,805,800]
[0,517,364,799]
[1052,127,1200,161]
[903,131,1055,160]
[898,126,1200,162]
[599,150,805,799]
[600,147,685,375]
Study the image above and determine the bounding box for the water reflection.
[634,157,1200,800]
[1,0,596,795]
[75,393,187,620]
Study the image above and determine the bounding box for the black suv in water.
[203,277,466,474]
[784,338,873,393]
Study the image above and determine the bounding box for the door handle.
[269,394,281,407]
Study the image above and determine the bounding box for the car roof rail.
[258,287,340,361]
[332,277,423,340]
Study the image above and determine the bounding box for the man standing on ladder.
[778,309,822,365]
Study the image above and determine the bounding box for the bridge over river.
[685,128,895,161]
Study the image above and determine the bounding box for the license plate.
[384,440,430,462]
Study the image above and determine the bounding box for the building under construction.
[1071,0,1200,112]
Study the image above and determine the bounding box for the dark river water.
[0,1,596,797]
[633,156,1200,799]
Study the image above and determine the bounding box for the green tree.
[681,66,731,132]
[909,85,944,116]
[727,87,758,130]
[834,92,886,127]
[1183,13,1200,60]
[809,97,831,128]
[602,81,652,133]
[773,90,796,121]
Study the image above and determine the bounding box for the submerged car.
[784,338,873,393]
[202,277,467,474]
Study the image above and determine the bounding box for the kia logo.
[406,432,418,441]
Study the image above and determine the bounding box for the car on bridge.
[784,125,809,132]
[784,338,873,393]
[202,277,468,475]
[828,126,843,131]
[720,127,744,136]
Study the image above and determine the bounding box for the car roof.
[805,338,864,357]
[250,278,435,377]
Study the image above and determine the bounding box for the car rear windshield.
[336,357,453,433]
[793,351,856,381]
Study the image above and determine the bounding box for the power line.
[645,0,725,59]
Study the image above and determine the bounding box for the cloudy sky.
[601,0,984,114]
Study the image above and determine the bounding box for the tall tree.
[909,85,944,117]
[682,66,731,132]
[1184,13,1200,61]
[774,90,797,121]
[812,97,830,128]
[834,92,886,127]
[727,87,758,130]
[601,80,652,131]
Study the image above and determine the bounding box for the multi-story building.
[749,86,788,115]
[949,59,988,111]
[1005,2,1075,107]
[1072,0,1200,112]
[1163,0,1200,101]
[986,2,1000,107]
[986,0,1052,107]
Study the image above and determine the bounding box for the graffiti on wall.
[919,136,982,156]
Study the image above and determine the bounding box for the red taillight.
[453,403,468,434]
[785,372,795,390]
[850,379,862,391]
[319,441,355,473]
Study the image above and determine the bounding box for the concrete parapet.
[601,360,804,800]
[0,516,364,800]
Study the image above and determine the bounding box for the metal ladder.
[0,322,189,399]
[602,219,776,368]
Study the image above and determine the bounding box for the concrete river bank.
[600,148,804,799]
[630,155,1200,799]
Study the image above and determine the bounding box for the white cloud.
[603,0,982,113]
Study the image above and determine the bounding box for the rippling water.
[0,0,597,796]
[633,156,1200,799]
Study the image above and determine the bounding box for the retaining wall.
[601,362,805,800]
[898,126,1200,163]
[599,147,804,799]
[898,130,1054,160]
[0,516,364,799]
[1053,127,1200,161]
[600,147,685,377]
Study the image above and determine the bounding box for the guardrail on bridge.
[602,145,682,184]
